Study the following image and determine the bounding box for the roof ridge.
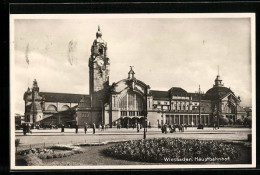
[40,92,89,96]
[150,90,168,92]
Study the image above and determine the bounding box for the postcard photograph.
[10,14,256,169]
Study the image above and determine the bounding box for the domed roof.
[168,87,188,96]
[206,86,234,100]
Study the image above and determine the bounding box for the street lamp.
[99,100,104,126]
[195,85,204,125]
[143,86,148,139]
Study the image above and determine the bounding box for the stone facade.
[23,26,247,128]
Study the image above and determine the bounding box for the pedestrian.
[164,124,168,134]
[137,123,140,133]
[22,123,26,135]
[61,124,64,133]
[184,124,187,130]
[84,123,88,134]
[93,123,96,134]
[27,123,32,134]
[75,124,78,134]
[161,124,164,133]
[213,123,216,130]
[172,125,176,133]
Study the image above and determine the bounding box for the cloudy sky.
[11,14,253,114]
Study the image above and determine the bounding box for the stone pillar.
[173,115,175,124]
[179,115,180,125]
[195,115,197,126]
[208,115,210,125]
[192,115,193,126]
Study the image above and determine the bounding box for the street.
[15,127,252,150]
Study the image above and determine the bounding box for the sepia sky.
[11,15,253,114]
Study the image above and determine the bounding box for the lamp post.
[195,85,204,125]
[100,100,104,126]
[143,86,148,139]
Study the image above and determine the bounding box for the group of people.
[161,124,188,134]
[64,123,109,134]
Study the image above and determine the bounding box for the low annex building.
[23,26,247,128]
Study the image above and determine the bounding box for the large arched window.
[119,92,144,111]
[61,105,70,111]
[47,105,57,111]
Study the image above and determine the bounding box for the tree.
[243,116,252,128]
[228,118,234,125]
[219,116,229,126]
[236,118,243,125]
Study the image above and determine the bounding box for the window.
[61,105,69,111]
[47,105,57,111]
[164,102,167,105]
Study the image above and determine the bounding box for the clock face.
[96,57,104,67]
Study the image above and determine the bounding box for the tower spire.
[128,66,135,79]
[214,65,223,87]
[96,25,102,38]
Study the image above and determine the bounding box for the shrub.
[53,153,58,158]
[50,145,75,150]
[220,116,229,126]
[57,153,63,158]
[243,117,252,127]
[73,149,83,154]
[46,154,53,159]
[236,118,243,125]
[24,154,43,166]
[38,154,47,159]
[103,138,240,163]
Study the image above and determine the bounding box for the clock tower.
[89,26,110,110]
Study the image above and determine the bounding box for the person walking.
[213,123,217,130]
[84,123,88,134]
[161,124,164,133]
[164,124,168,134]
[61,124,65,133]
[75,124,78,134]
[137,123,140,133]
[23,123,27,135]
[93,123,96,134]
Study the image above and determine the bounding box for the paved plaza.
[15,127,252,150]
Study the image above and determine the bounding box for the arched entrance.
[118,91,145,128]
